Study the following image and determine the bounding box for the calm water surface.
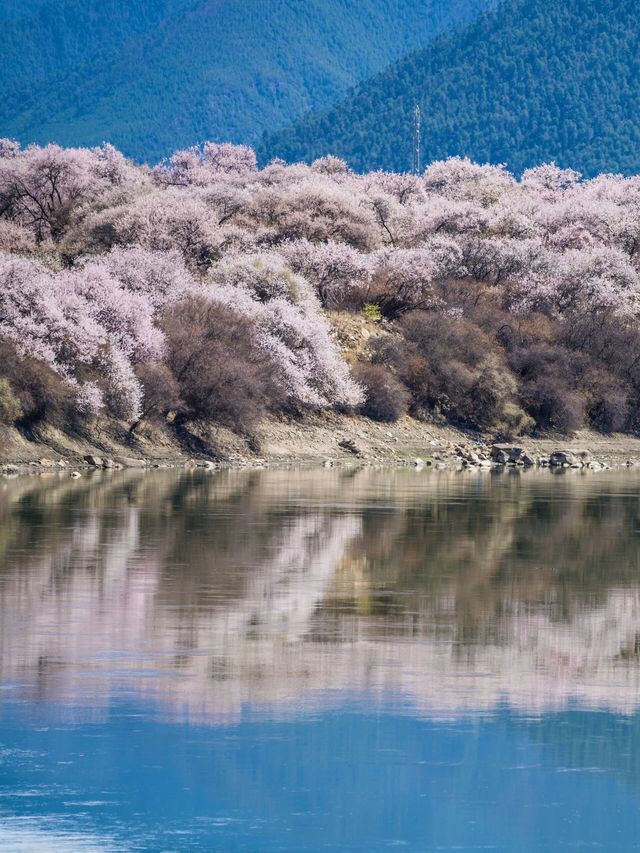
[1,467,640,851]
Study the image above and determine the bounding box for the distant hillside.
[0,0,491,162]
[260,0,640,176]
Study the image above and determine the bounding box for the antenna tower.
[412,104,422,176]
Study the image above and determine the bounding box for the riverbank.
[3,412,640,475]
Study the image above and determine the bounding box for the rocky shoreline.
[3,412,640,478]
[451,444,607,471]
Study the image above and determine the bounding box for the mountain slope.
[260,0,640,176]
[0,0,492,162]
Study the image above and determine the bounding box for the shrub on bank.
[353,364,409,422]
[0,377,21,425]
[161,297,285,433]
[2,140,640,437]
[0,340,76,429]
[372,313,529,433]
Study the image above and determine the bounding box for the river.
[1,467,640,851]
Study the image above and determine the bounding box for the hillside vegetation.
[2,140,640,447]
[261,0,640,176]
[0,0,490,161]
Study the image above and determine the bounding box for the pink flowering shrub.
[282,239,373,307]
[206,252,364,408]
[0,251,160,421]
[79,189,233,271]
[2,139,640,435]
[0,141,135,243]
[153,142,257,187]
[368,248,444,317]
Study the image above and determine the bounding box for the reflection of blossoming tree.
[2,470,640,721]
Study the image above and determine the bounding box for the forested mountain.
[0,0,491,162]
[260,0,640,176]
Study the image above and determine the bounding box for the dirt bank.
[3,412,640,475]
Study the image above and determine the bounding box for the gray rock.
[491,445,528,464]
[113,456,147,468]
[549,450,579,467]
[338,438,360,456]
[83,454,103,467]
[491,448,510,465]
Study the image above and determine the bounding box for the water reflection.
[2,468,640,720]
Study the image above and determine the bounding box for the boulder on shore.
[113,456,147,468]
[549,449,590,467]
[491,445,531,465]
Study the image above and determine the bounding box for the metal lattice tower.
[412,104,422,176]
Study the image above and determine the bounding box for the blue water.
[3,702,640,851]
[2,468,640,850]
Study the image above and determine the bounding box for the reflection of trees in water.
[2,468,640,718]
[341,471,640,641]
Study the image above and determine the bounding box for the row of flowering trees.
[2,138,640,435]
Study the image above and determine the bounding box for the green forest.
[260,0,640,176]
[0,0,490,162]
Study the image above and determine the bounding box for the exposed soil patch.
[3,412,640,475]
